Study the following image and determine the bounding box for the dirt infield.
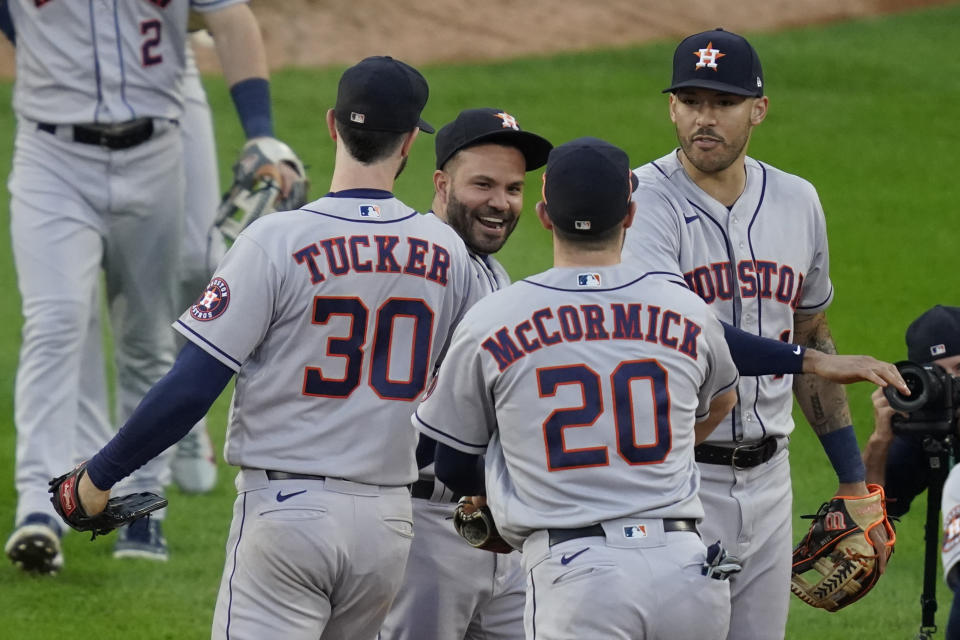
[0,0,950,78]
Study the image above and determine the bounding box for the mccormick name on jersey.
[683,260,805,309]
[292,235,451,286]
[483,303,702,372]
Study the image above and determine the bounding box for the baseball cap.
[435,108,553,170]
[334,56,434,134]
[664,28,764,97]
[906,305,960,364]
[541,137,639,236]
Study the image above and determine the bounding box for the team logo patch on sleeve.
[190,277,231,321]
[359,204,382,218]
[944,505,960,553]
[577,273,602,288]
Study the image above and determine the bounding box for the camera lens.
[884,361,944,412]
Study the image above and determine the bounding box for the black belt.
[410,478,462,503]
[265,470,326,481]
[37,118,155,150]
[695,437,780,469]
[547,518,698,547]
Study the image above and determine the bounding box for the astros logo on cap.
[694,42,725,71]
[495,111,520,131]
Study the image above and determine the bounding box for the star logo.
[694,42,725,71]
[495,111,520,130]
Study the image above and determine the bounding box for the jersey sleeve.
[173,233,278,371]
[695,307,740,421]
[623,179,685,277]
[190,0,249,12]
[795,185,834,313]
[413,319,496,456]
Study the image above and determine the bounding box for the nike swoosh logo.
[683,214,699,224]
[793,345,802,355]
[276,489,307,502]
[560,547,589,565]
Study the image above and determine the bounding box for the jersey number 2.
[537,360,672,470]
[303,296,433,401]
[140,20,162,67]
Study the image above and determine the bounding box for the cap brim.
[457,130,554,171]
[663,79,760,97]
[630,172,639,192]
[418,118,435,134]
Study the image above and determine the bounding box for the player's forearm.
[204,4,268,86]
[695,389,738,444]
[862,430,893,486]
[792,312,853,435]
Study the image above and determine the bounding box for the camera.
[884,360,960,436]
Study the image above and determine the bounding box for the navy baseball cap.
[906,305,960,364]
[664,28,764,97]
[334,56,435,134]
[435,108,553,171]
[541,137,639,236]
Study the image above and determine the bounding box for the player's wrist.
[820,425,867,484]
[230,77,274,139]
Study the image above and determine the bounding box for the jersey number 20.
[537,360,671,470]
[303,296,433,401]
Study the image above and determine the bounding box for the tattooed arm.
[792,311,870,497]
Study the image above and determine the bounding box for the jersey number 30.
[303,296,433,401]
[537,360,671,470]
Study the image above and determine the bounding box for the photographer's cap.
[541,137,639,236]
[664,28,764,97]
[335,56,434,134]
[906,305,960,363]
[435,108,553,170]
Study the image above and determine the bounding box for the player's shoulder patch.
[944,504,960,553]
[190,277,231,322]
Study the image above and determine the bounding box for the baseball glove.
[215,137,309,243]
[790,483,896,611]
[49,463,168,540]
[453,497,513,554]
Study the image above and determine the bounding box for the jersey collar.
[324,188,394,199]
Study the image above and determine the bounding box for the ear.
[326,109,338,141]
[668,93,679,125]
[751,96,769,126]
[434,169,450,203]
[536,201,553,230]
[622,201,637,230]
[400,128,420,158]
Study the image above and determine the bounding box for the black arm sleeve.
[721,321,806,376]
[85,342,235,490]
[434,442,485,496]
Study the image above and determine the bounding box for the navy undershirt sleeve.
[434,442,485,496]
[415,434,438,469]
[0,0,15,45]
[721,321,805,376]
[85,342,235,490]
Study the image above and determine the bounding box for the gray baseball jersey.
[414,264,739,548]
[943,464,960,586]
[176,194,478,486]
[9,0,241,123]
[623,150,834,443]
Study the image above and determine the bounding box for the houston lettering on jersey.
[482,303,702,372]
[683,260,805,309]
[292,235,451,286]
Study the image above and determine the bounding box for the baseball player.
[380,108,552,640]
[621,28,892,638]
[51,56,482,640]
[3,0,287,573]
[415,137,741,639]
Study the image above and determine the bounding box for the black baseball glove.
[49,462,168,540]
[453,497,514,554]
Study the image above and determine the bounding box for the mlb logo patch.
[350,112,365,124]
[574,220,591,231]
[359,204,381,218]
[577,273,601,288]
[623,524,648,538]
[931,344,947,357]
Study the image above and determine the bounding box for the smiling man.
[622,28,892,639]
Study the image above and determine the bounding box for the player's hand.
[78,471,111,517]
[802,351,909,395]
[835,480,891,574]
[870,388,898,445]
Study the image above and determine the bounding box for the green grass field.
[1,4,959,638]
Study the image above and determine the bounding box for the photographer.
[862,304,960,637]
